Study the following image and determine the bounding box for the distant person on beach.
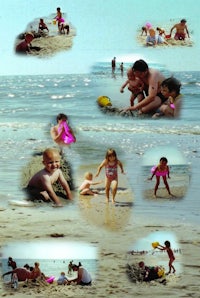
[57,272,68,285]
[111,57,116,73]
[169,19,190,40]
[25,148,72,206]
[79,172,103,195]
[152,77,182,118]
[141,26,148,36]
[50,113,76,146]
[120,62,124,75]
[68,261,73,275]
[38,18,49,33]
[123,59,166,114]
[156,241,176,274]
[15,32,34,54]
[120,68,145,106]
[69,262,92,286]
[148,157,172,198]
[60,22,70,34]
[95,148,125,203]
[7,257,17,270]
[32,262,42,280]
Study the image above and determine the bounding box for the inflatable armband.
[46,276,55,284]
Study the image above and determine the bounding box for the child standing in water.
[95,149,125,203]
[120,68,144,106]
[148,157,172,198]
[157,241,176,274]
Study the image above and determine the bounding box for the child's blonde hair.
[84,172,93,179]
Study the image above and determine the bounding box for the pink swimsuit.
[151,165,169,177]
[105,162,118,181]
[58,121,75,144]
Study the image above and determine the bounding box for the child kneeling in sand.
[57,272,68,285]
[26,148,72,206]
[79,172,102,195]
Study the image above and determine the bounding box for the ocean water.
[1,258,97,283]
[0,64,199,225]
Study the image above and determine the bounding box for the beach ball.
[52,20,57,25]
[152,242,160,249]
[97,96,112,107]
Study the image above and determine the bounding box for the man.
[123,59,166,114]
[170,19,190,40]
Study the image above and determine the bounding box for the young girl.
[79,172,102,195]
[95,149,125,203]
[157,241,176,274]
[149,157,172,198]
[50,113,76,146]
[120,68,144,106]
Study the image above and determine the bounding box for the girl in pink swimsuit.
[149,157,172,198]
[95,149,125,203]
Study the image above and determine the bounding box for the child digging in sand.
[79,172,103,195]
[25,148,72,206]
[156,241,176,274]
[95,149,125,203]
[148,157,173,198]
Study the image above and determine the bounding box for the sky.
[2,240,97,260]
[0,0,199,76]
[142,146,187,166]
[131,231,179,251]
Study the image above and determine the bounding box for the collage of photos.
[0,0,200,297]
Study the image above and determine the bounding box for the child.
[16,32,34,54]
[157,241,176,274]
[95,149,125,203]
[153,77,182,118]
[79,172,102,195]
[57,272,68,285]
[120,68,144,106]
[50,113,76,146]
[148,157,172,198]
[38,18,49,33]
[146,28,168,46]
[54,7,65,33]
[26,148,72,206]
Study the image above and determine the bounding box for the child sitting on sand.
[120,68,144,106]
[148,157,172,198]
[152,77,182,118]
[95,148,125,203]
[15,32,34,54]
[146,28,168,46]
[25,148,72,206]
[156,241,176,274]
[79,172,102,195]
[57,272,68,285]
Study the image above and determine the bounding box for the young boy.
[152,77,182,118]
[26,148,72,206]
[79,172,102,195]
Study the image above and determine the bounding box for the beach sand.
[0,204,200,297]
[143,185,188,200]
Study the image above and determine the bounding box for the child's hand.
[120,88,124,93]
[148,177,152,180]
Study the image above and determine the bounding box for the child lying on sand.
[25,148,72,206]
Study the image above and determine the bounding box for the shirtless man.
[26,148,72,206]
[170,19,190,40]
[123,59,166,114]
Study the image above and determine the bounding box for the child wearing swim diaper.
[25,148,72,206]
[79,172,102,195]
[148,157,173,198]
[95,148,125,203]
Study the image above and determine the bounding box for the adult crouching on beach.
[123,59,166,114]
[70,262,92,286]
